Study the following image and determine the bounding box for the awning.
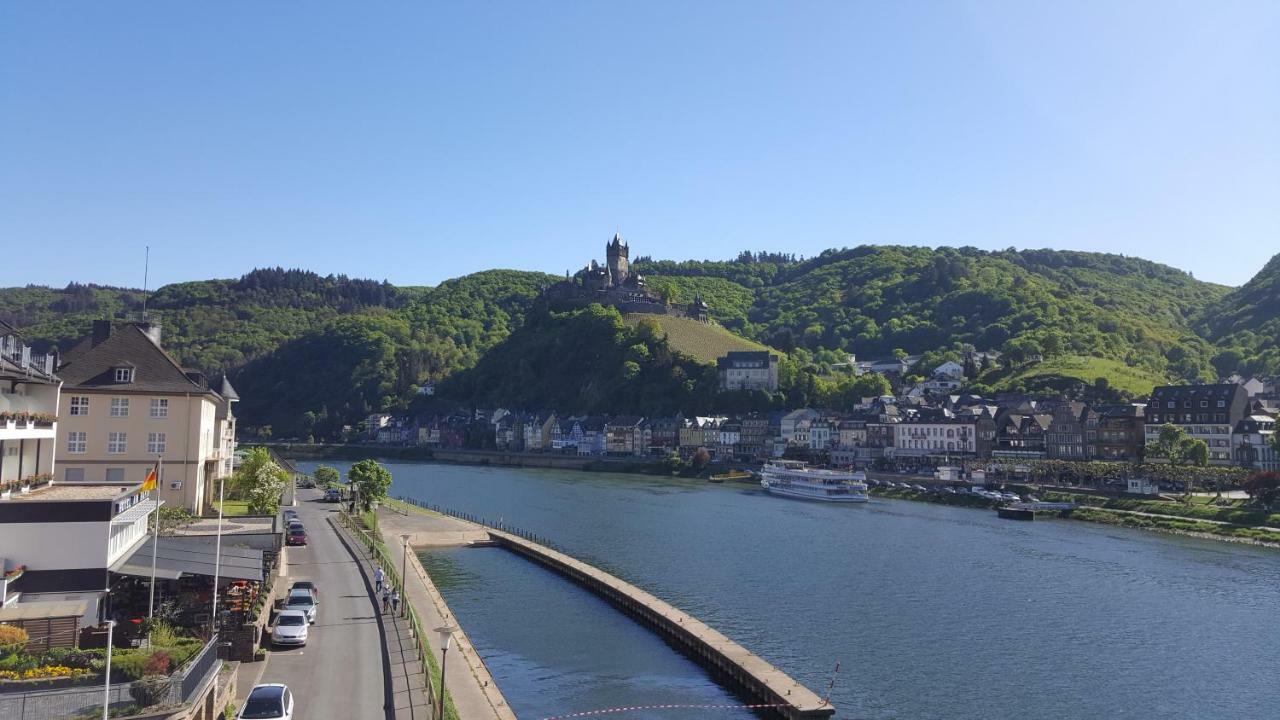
[0,599,91,621]
[112,536,264,582]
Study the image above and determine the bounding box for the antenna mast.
[142,246,150,316]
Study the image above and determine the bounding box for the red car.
[286,527,307,546]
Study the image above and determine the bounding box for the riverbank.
[274,443,727,476]
[868,486,1280,548]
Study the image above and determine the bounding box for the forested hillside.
[1,245,1265,439]
[1196,252,1280,377]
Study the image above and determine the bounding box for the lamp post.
[210,472,226,637]
[433,625,456,720]
[101,620,116,720]
[399,533,410,618]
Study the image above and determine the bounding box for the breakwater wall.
[487,528,835,719]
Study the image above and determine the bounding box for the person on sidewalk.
[374,564,385,593]
[390,588,400,615]
[382,586,391,614]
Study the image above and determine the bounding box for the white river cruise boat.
[759,460,869,503]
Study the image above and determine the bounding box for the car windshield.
[287,596,314,607]
[278,615,306,626]
[240,692,283,718]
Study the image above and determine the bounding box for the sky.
[2,1,1277,290]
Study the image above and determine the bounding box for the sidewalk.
[330,515,435,720]
[377,507,517,720]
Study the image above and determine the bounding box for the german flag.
[141,461,159,492]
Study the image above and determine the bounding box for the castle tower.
[606,232,629,287]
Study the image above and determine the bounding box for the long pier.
[488,528,836,719]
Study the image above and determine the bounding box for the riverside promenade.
[387,498,834,720]
[375,502,517,720]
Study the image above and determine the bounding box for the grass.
[212,500,251,516]
[622,313,773,365]
[382,497,446,518]
[981,355,1167,397]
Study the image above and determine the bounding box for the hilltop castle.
[544,233,709,321]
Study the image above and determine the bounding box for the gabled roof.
[58,324,214,394]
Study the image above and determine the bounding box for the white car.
[283,589,318,624]
[271,609,309,647]
[240,683,294,719]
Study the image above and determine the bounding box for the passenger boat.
[759,460,869,503]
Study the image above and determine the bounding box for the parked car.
[323,488,342,503]
[1001,493,1020,502]
[271,610,309,647]
[240,684,294,720]
[912,484,928,492]
[283,589,318,623]
[289,580,318,599]
[286,527,308,546]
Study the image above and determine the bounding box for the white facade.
[893,421,977,455]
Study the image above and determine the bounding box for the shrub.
[143,650,171,676]
[129,675,170,707]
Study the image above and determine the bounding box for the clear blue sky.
[2,1,1277,289]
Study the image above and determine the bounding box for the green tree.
[230,447,289,515]
[348,459,392,511]
[313,465,341,488]
[1145,423,1209,493]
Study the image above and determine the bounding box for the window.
[1217,400,1226,408]
[108,431,127,454]
[114,367,134,383]
[110,398,130,417]
[150,398,169,418]
[147,432,166,454]
[69,396,90,415]
[1200,400,1207,408]
[67,431,87,454]
[105,468,125,483]
[64,467,85,482]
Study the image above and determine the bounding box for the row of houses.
[369,380,1279,471]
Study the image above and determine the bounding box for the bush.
[129,675,170,707]
[114,649,173,681]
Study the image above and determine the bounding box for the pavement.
[237,488,390,719]
[377,506,517,720]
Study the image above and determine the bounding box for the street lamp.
[102,620,116,720]
[400,533,411,618]
[433,625,457,720]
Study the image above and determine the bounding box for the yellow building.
[55,319,237,514]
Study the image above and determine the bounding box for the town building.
[1045,402,1089,460]
[605,416,648,456]
[1233,412,1277,471]
[1,322,60,492]
[717,351,779,392]
[54,318,237,514]
[1085,404,1146,461]
[1145,384,1250,466]
[891,416,979,458]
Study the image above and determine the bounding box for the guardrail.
[336,512,456,720]
[394,495,568,554]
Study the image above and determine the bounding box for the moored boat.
[760,460,869,503]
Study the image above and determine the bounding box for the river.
[295,460,1280,719]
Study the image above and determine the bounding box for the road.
[254,487,389,719]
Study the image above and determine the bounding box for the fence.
[336,512,455,720]
[394,495,567,553]
[0,634,221,720]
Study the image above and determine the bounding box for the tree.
[230,447,289,515]
[348,459,392,511]
[1145,423,1208,493]
[1241,471,1280,510]
[313,465,341,488]
[690,447,711,472]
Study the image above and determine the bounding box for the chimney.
[91,320,112,347]
[136,319,162,348]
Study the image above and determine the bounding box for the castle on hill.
[544,233,709,321]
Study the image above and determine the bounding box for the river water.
[296,460,1280,720]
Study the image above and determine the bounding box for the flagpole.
[147,457,161,619]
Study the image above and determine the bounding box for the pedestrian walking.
[374,564,385,593]
[391,589,400,615]
[382,587,391,614]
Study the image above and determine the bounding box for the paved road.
[255,488,389,719]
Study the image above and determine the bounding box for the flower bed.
[0,665,96,681]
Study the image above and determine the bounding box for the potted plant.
[0,481,11,501]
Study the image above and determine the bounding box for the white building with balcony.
[0,321,60,492]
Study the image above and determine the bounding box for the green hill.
[621,314,773,365]
[1196,252,1280,377]
[1,245,1267,437]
